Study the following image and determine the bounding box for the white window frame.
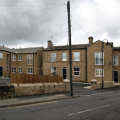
[74,67,80,76]
[12,67,16,73]
[18,67,22,73]
[27,67,33,74]
[62,53,67,61]
[27,54,33,65]
[51,66,56,75]
[95,69,104,77]
[95,52,104,65]
[113,56,118,65]
[0,53,3,59]
[18,55,22,61]
[50,53,56,62]
[12,54,16,61]
[73,52,80,61]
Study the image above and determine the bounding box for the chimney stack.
[47,40,53,48]
[88,36,93,45]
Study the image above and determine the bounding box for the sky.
[0,0,120,48]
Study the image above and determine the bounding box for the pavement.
[0,94,70,109]
[0,86,120,109]
[1,87,120,120]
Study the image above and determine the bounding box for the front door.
[0,67,3,77]
[63,67,67,79]
[113,71,118,83]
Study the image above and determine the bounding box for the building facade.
[43,37,120,87]
[0,47,43,80]
[0,36,120,87]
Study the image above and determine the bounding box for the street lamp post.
[67,1,73,96]
[101,41,104,89]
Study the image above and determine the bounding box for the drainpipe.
[101,41,104,89]
[33,53,34,75]
[86,48,88,82]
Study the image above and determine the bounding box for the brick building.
[43,37,120,87]
[0,47,43,80]
[0,47,11,78]
[0,36,120,87]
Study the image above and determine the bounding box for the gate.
[72,82,94,96]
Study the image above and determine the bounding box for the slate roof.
[10,47,43,53]
[45,44,88,51]
[0,46,11,53]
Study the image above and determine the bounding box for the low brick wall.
[91,81,114,89]
[14,83,70,97]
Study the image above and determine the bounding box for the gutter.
[86,48,88,82]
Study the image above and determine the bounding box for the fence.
[10,74,70,97]
[0,77,10,86]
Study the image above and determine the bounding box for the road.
[1,88,120,120]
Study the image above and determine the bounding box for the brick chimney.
[47,40,53,48]
[88,36,93,45]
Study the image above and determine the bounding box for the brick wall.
[87,41,113,84]
[14,83,70,96]
[43,49,87,82]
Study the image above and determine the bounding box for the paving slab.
[0,94,70,108]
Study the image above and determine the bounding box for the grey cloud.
[0,0,68,47]
[0,0,120,47]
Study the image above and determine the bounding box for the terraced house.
[10,47,43,77]
[43,37,120,87]
[0,47,43,80]
[0,36,120,87]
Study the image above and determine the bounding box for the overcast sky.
[0,0,120,48]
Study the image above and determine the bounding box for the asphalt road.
[1,88,120,120]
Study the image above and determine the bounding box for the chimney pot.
[48,40,53,48]
[88,36,93,45]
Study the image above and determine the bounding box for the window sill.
[18,60,23,62]
[50,61,56,62]
[95,64,104,66]
[62,60,67,62]
[95,76,104,77]
[27,73,33,74]
[73,60,80,62]
[12,60,16,62]
[74,75,80,76]
[113,64,119,66]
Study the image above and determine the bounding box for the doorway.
[113,71,119,83]
[63,67,67,79]
[0,67,3,77]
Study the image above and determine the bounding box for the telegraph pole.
[67,1,73,96]
[101,41,104,89]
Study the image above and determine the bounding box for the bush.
[11,73,63,84]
